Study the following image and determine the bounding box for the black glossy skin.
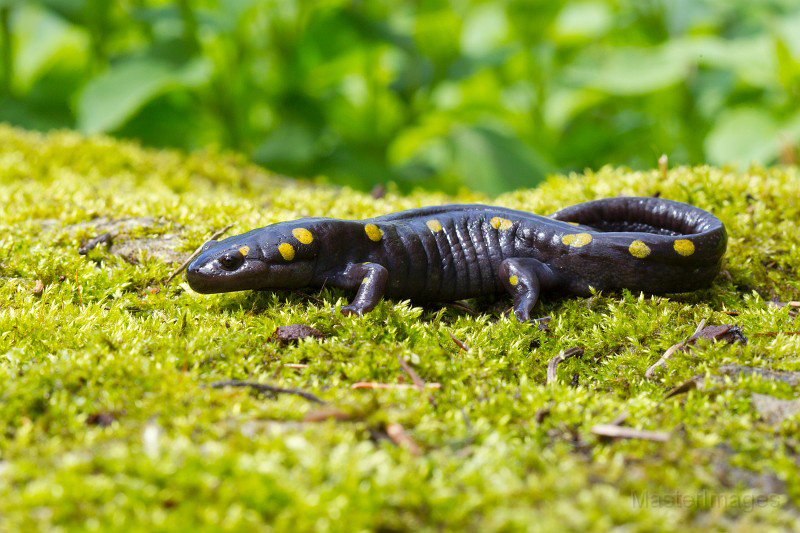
[186,197,727,321]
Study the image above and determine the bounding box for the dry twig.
[209,380,324,404]
[658,154,668,181]
[398,355,426,392]
[165,224,233,284]
[386,423,422,455]
[592,424,670,442]
[645,319,706,378]
[303,407,353,422]
[351,382,441,390]
[78,232,113,255]
[546,347,584,384]
[449,333,470,351]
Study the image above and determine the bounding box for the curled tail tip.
[551,196,725,241]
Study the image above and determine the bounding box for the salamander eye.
[218,251,244,271]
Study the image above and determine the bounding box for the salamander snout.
[185,254,229,293]
[185,244,269,294]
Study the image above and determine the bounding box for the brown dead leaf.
[370,184,386,199]
[86,410,122,427]
[534,316,552,332]
[646,321,747,379]
[691,324,747,345]
[268,324,326,343]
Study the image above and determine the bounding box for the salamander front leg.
[339,263,389,316]
[499,258,545,322]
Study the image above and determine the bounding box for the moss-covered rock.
[1,125,799,531]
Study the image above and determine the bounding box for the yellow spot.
[509,275,519,286]
[364,224,383,241]
[674,239,695,256]
[490,217,513,230]
[629,240,651,259]
[426,219,443,232]
[278,243,295,261]
[292,227,313,244]
[567,221,579,226]
[238,246,250,256]
[562,233,593,247]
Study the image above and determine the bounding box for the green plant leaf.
[77,58,181,134]
[705,108,780,166]
[544,86,605,131]
[773,33,800,94]
[777,11,800,58]
[675,35,777,87]
[567,45,688,96]
[460,4,508,56]
[552,1,612,43]
[254,121,319,168]
[451,125,552,196]
[783,110,800,139]
[12,4,88,92]
[37,0,88,25]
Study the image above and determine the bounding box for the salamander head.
[186,224,319,294]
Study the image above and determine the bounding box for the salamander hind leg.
[499,258,547,322]
[339,263,389,316]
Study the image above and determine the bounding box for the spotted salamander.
[186,197,726,321]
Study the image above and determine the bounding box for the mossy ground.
[1,125,800,532]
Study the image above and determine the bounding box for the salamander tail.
[551,196,727,293]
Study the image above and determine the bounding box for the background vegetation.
[2,0,800,194]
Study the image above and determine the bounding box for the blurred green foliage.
[1,0,800,194]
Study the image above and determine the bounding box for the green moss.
[1,125,799,531]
